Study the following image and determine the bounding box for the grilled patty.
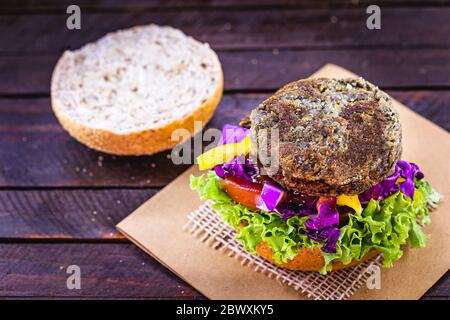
[249,77,402,196]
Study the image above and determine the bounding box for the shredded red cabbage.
[306,226,341,253]
[305,198,339,231]
[213,156,257,183]
[256,181,285,211]
[359,160,424,203]
[217,124,249,146]
[397,160,423,199]
[303,197,340,253]
[276,196,316,221]
[272,193,340,252]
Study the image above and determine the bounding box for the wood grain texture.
[0,91,448,188]
[0,97,186,187]
[220,49,450,90]
[2,49,450,96]
[0,189,157,240]
[1,8,449,53]
[422,270,450,298]
[3,0,450,12]
[0,243,446,299]
[0,243,202,299]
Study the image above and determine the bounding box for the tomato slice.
[220,177,263,211]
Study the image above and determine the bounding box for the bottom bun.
[256,242,379,272]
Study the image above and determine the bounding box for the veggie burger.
[191,77,440,274]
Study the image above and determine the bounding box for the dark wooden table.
[0,0,448,299]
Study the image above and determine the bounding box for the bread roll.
[51,24,223,155]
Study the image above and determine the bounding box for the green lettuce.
[190,172,440,274]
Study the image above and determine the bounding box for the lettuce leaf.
[190,171,440,274]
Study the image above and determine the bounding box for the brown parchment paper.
[117,64,450,300]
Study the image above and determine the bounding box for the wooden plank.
[0,91,448,188]
[0,243,202,299]
[423,271,450,298]
[3,0,450,12]
[0,243,446,298]
[0,125,188,188]
[0,95,194,188]
[0,8,449,53]
[0,189,157,240]
[220,49,450,90]
[2,49,450,95]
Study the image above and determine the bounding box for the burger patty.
[249,77,402,196]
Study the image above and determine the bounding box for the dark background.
[0,0,448,299]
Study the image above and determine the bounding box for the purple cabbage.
[276,197,316,221]
[397,160,424,199]
[359,160,424,203]
[256,181,285,212]
[304,197,340,253]
[217,124,249,146]
[305,198,339,231]
[306,226,341,253]
[213,156,257,183]
[212,125,256,183]
[275,195,341,253]
[359,166,400,203]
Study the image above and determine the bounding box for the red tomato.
[220,177,263,211]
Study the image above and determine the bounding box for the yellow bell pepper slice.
[196,135,251,170]
[336,194,363,215]
[396,177,406,184]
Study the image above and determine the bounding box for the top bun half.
[51,24,223,155]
